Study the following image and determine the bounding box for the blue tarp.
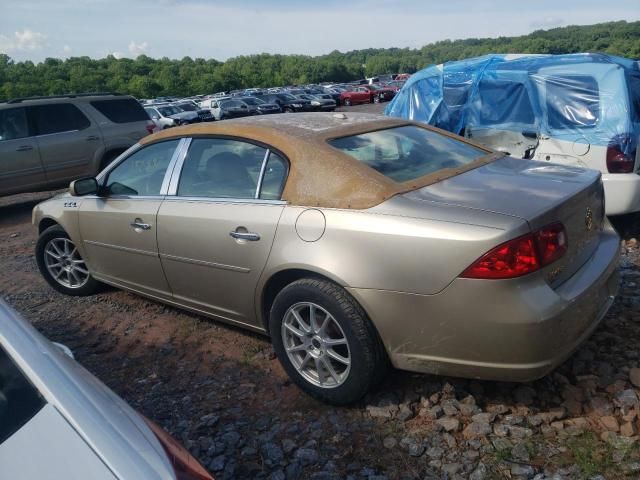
[385,53,640,157]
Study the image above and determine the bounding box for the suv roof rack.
[5,92,124,104]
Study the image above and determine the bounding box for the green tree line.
[1,20,639,101]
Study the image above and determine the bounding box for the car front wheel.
[343,98,352,106]
[36,225,100,296]
[269,278,387,405]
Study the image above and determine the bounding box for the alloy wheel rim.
[281,302,351,389]
[44,238,90,289]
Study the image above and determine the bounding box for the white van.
[387,54,640,215]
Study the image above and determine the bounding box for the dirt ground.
[2,107,640,479]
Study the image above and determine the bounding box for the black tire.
[269,278,388,405]
[373,95,381,104]
[283,107,294,113]
[36,225,100,296]
[343,98,352,107]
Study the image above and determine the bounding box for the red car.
[340,86,372,106]
[382,80,406,93]
[362,84,396,103]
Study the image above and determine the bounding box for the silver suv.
[0,93,153,197]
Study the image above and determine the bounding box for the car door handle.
[16,145,33,152]
[130,219,151,230]
[86,135,100,141]
[229,231,260,241]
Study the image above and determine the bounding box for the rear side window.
[477,80,535,126]
[0,108,29,142]
[0,346,45,445]
[177,138,266,198]
[329,125,486,183]
[90,99,150,123]
[545,75,599,129]
[31,103,90,135]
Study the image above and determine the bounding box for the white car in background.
[0,300,213,480]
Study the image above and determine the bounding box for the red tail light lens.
[142,416,214,480]
[146,122,155,135]
[535,222,568,266]
[606,135,636,173]
[461,223,568,280]
[460,234,539,279]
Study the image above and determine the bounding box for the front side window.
[0,108,29,142]
[545,75,600,129]
[105,139,179,196]
[0,345,45,445]
[329,125,487,183]
[31,103,90,135]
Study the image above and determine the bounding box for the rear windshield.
[545,75,599,129]
[91,98,150,123]
[329,125,487,183]
[628,73,640,123]
[0,345,45,445]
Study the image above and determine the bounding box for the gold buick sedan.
[32,113,619,404]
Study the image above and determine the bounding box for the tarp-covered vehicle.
[386,53,640,215]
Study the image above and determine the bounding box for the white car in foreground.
[0,300,213,480]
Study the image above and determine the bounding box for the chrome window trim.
[166,138,192,195]
[255,148,270,199]
[162,196,286,205]
[160,138,190,195]
[80,195,166,201]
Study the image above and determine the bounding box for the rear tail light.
[606,135,636,173]
[142,416,214,480]
[146,122,155,135]
[461,223,567,280]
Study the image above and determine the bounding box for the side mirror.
[70,177,98,196]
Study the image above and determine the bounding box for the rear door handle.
[130,218,151,230]
[16,145,33,152]
[86,135,100,141]
[229,231,260,241]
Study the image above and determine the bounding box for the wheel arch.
[259,267,348,335]
[38,217,60,234]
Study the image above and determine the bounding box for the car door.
[78,138,183,298]
[157,137,288,327]
[0,106,46,196]
[30,102,104,184]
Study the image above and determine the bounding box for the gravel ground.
[2,120,640,479]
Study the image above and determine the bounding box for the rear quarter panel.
[260,204,529,300]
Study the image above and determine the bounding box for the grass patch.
[568,432,614,478]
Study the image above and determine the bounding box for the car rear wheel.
[373,95,381,104]
[36,225,100,296]
[269,278,387,405]
[343,98,352,107]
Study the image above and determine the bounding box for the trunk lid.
[405,156,605,287]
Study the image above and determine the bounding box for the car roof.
[140,112,496,209]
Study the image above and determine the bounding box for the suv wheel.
[269,278,387,405]
[36,225,99,296]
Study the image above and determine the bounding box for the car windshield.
[277,93,296,101]
[175,103,197,111]
[157,106,181,116]
[220,99,244,108]
[329,125,487,183]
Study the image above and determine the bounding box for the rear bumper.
[348,226,620,382]
[602,173,640,215]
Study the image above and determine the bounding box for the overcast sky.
[1,0,639,62]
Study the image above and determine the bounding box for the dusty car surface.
[32,112,620,404]
[0,300,213,480]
